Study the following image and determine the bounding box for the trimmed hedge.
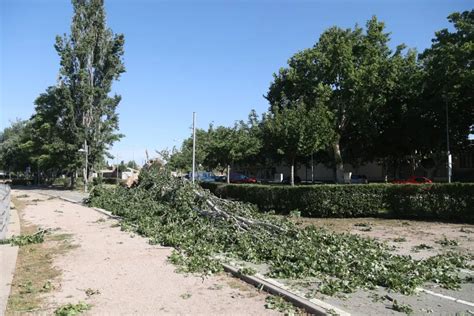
[386,183,474,222]
[200,182,474,222]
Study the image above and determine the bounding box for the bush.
[200,182,474,222]
[201,183,387,217]
[11,178,33,186]
[386,183,474,222]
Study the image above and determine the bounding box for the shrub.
[386,183,474,222]
[11,179,33,186]
[201,183,387,217]
[200,182,474,222]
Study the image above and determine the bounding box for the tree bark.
[290,160,295,186]
[227,164,230,184]
[70,173,75,189]
[332,142,344,184]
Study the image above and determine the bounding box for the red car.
[229,173,257,184]
[391,176,433,184]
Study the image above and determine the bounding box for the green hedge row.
[200,182,474,222]
[385,184,474,222]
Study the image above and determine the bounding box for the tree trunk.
[227,164,230,184]
[70,173,75,189]
[290,160,295,186]
[332,142,344,184]
[394,160,400,179]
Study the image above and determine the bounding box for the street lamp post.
[445,99,452,183]
[192,112,196,184]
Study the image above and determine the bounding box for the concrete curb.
[39,193,122,220]
[222,263,347,316]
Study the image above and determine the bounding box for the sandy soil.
[292,217,474,260]
[12,190,278,315]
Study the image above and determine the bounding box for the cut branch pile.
[88,168,473,296]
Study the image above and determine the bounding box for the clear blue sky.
[1,0,471,164]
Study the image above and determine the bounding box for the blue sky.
[1,0,471,164]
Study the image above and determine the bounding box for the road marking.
[417,288,474,307]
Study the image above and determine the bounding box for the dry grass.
[6,197,78,315]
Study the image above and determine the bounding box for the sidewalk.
[8,190,276,315]
[0,202,20,315]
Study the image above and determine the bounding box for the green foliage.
[238,267,257,276]
[419,10,474,154]
[201,182,386,217]
[393,237,407,242]
[436,237,459,247]
[166,128,211,172]
[267,17,399,182]
[0,230,47,246]
[205,116,262,175]
[263,102,334,185]
[202,182,474,222]
[54,302,91,316]
[265,295,298,315]
[167,111,263,174]
[385,183,474,222]
[392,300,413,315]
[412,244,433,252]
[0,120,35,173]
[88,169,471,296]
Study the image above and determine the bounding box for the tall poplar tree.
[36,0,125,186]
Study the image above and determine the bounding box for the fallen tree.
[88,168,472,295]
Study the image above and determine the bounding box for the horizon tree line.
[1,9,473,186]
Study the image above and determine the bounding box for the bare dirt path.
[11,189,277,315]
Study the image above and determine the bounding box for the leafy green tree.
[267,17,397,183]
[359,47,424,177]
[419,10,474,166]
[205,113,262,183]
[0,120,34,174]
[30,87,80,179]
[126,160,139,169]
[34,0,125,187]
[263,102,334,185]
[167,129,211,172]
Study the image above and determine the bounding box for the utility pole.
[116,154,119,186]
[192,112,196,184]
[445,99,452,183]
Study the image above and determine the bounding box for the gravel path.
[12,190,277,315]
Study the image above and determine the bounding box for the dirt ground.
[292,217,474,260]
[8,190,278,315]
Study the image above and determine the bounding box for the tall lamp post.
[445,98,452,183]
[192,112,196,184]
[78,140,88,193]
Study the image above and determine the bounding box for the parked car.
[214,175,227,182]
[351,174,368,184]
[186,171,216,182]
[229,173,257,184]
[391,176,432,184]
